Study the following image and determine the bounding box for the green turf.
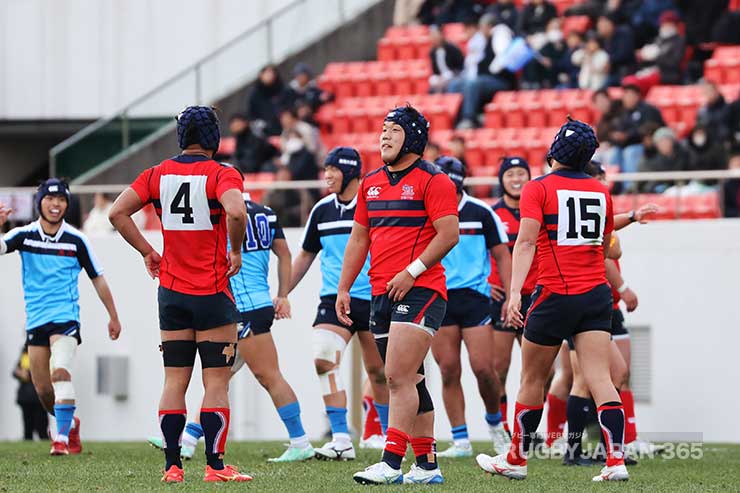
[0,441,737,492]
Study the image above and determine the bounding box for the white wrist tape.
[617,284,629,294]
[406,258,427,279]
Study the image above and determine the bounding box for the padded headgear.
[35,178,71,215]
[434,156,466,193]
[546,117,599,170]
[324,146,362,193]
[383,104,429,165]
[175,106,221,151]
[498,156,531,198]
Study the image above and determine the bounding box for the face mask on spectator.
[659,25,677,38]
[285,137,305,155]
[692,132,707,147]
[546,29,563,43]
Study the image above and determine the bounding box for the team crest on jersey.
[367,186,382,198]
[401,184,415,200]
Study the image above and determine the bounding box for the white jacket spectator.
[572,35,610,90]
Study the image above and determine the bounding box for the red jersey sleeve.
[354,181,369,227]
[519,180,545,224]
[215,166,244,199]
[130,168,154,204]
[604,190,614,235]
[425,174,458,222]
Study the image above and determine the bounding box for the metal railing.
[48,0,379,183]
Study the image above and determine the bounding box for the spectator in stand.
[83,193,115,234]
[280,128,319,181]
[605,81,665,179]
[279,107,322,157]
[296,100,320,128]
[428,24,465,94]
[229,113,279,174]
[634,10,686,86]
[247,65,291,136]
[676,0,728,80]
[422,0,480,25]
[287,63,333,112]
[726,98,740,148]
[449,13,515,129]
[448,134,468,168]
[424,141,442,162]
[696,80,730,142]
[13,344,48,441]
[630,0,677,47]
[596,12,636,86]
[572,31,611,90]
[593,89,623,147]
[639,120,662,163]
[723,150,740,217]
[638,126,690,192]
[522,17,571,89]
[485,0,519,30]
[686,124,728,172]
[562,29,585,87]
[518,0,558,36]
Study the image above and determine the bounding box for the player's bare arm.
[220,188,248,278]
[271,238,292,319]
[608,234,622,260]
[490,243,512,318]
[506,217,539,328]
[336,222,370,325]
[614,203,659,230]
[605,258,638,312]
[387,213,459,302]
[91,276,122,340]
[288,250,318,293]
[603,232,612,259]
[109,188,162,278]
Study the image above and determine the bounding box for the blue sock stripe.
[485,412,502,426]
[326,406,349,434]
[185,422,204,439]
[451,424,469,440]
[277,401,306,439]
[374,402,389,435]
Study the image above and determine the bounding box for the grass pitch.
[0,441,737,492]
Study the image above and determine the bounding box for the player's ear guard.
[160,340,197,367]
[197,341,237,368]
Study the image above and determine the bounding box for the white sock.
[182,431,200,448]
[453,438,471,448]
[332,432,352,446]
[290,434,311,449]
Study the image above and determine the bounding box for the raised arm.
[91,276,121,340]
[615,203,658,231]
[271,238,292,319]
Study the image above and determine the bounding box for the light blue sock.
[374,402,389,435]
[54,404,75,443]
[485,411,502,427]
[326,406,349,437]
[185,422,203,439]
[451,424,469,441]
[277,401,306,439]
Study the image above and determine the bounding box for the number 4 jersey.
[131,154,244,295]
[520,168,614,295]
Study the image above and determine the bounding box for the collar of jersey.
[458,192,471,211]
[172,154,211,163]
[35,219,66,242]
[383,158,419,186]
[333,193,357,211]
[552,168,590,179]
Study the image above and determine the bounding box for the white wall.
[0,220,738,443]
[0,0,377,119]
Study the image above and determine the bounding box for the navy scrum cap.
[176,106,221,151]
[434,156,465,193]
[325,146,362,193]
[547,117,599,170]
[384,104,429,164]
[35,178,71,213]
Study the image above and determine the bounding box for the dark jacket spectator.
[612,84,666,147]
[13,345,48,441]
[686,125,728,171]
[696,80,729,141]
[518,0,558,35]
[638,126,690,192]
[229,114,279,174]
[486,0,519,30]
[428,25,465,93]
[597,13,636,85]
[630,0,677,46]
[280,129,319,181]
[247,65,291,136]
[523,17,570,88]
[676,0,729,46]
[593,89,624,144]
[726,99,740,148]
[286,63,333,112]
[637,11,686,85]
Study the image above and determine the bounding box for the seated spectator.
[428,24,465,94]
[425,0,479,25]
[247,65,291,136]
[424,141,441,162]
[522,17,571,89]
[287,63,333,112]
[639,120,662,162]
[449,13,515,129]
[229,114,279,174]
[561,29,585,87]
[518,0,558,36]
[686,124,728,172]
[449,134,468,168]
[696,80,730,142]
[634,10,686,86]
[593,89,624,148]
[572,31,610,90]
[83,193,115,234]
[279,107,322,157]
[604,81,665,178]
[597,12,636,86]
[723,149,740,217]
[630,0,676,47]
[280,129,319,181]
[638,126,690,192]
[727,98,740,149]
[296,100,320,128]
[486,0,519,30]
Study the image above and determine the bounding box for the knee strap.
[197,341,236,368]
[161,340,197,367]
[417,377,434,414]
[312,329,347,365]
[50,336,77,373]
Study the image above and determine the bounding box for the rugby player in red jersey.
[109,106,251,483]
[336,105,459,485]
[476,118,629,482]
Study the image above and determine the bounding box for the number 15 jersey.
[131,154,244,295]
[520,168,614,295]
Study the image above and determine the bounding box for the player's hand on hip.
[335,290,353,327]
[108,318,121,340]
[500,299,509,322]
[143,250,162,279]
[387,270,415,302]
[490,284,506,302]
[0,203,12,226]
[505,291,523,328]
[635,203,659,223]
[226,250,242,278]
[273,297,291,319]
[621,287,639,312]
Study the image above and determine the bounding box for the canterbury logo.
[367,186,381,198]
[396,305,409,314]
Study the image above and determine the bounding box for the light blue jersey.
[1,220,103,330]
[442,193,508,296]
[301,194,371,300]
[229,199,284,313]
